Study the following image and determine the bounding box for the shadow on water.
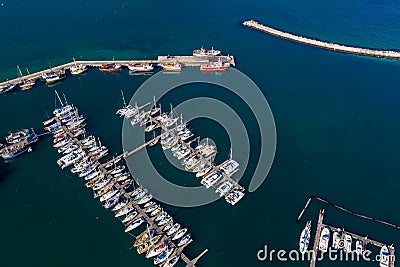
[0,160,11,183]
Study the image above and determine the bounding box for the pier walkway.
[309,209,395,267]
[0,55,235,88]
[243,20,400,60]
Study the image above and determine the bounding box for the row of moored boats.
[44,94,191,267]
[0,48,231,95]
[116,97,245,205]
[299,221,393,267]
[0,128,38,160]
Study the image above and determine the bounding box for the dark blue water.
[1,1,400,266]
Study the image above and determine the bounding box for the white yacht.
[332,231,341,249]
[343,234,352,252]
[299,221,311,254]
[125,217,146,232]
[167,223,180,236]
[380,245,390,267]
[172,227,187,241]
[318,227,330,252]
[215,181,234,197]
[219,159,239,175]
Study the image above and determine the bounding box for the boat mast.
[26,68,30,75]
[17,65,23,78]
[73,57,77,67]
[54,90,64,107]
[63,94,69,105]
[121,90,127,107]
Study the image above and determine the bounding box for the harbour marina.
[0,48,235,94]
[117,98,246,205]
[300,209,396,267]
[44,93,207,267]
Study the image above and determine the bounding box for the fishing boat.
[193,47,221,57]
[299,221,311,254]
[355,240,363,255]
[70,57,88,75]
[45,69,66,84]
[332,231,341,249]
[318,227,330,253]
[125,217,146,232]
[343,234,352,252]
[99,63,122,72]
[128,62,154,72]
[5,129,29,144]
[17,66,36,90]
[177,233,191,247]
[0,82,17,95]
[172,227,187,241]
[161,62,181,72]
[200,58,229,71]
[380,245,390,267]
[1,145,30,159]
[154,247,175,265]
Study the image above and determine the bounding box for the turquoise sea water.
[1,1,400,266]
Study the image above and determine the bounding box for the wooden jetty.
[53,112,207,266]
[243,20,400,60]
[309,209,324,267]
[135,108,246,203]
[0,54,235,88]
[310,209,396,267]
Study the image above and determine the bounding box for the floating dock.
[0,55,235,88]
[48,103,208,267]
[124,103,246,205]
[309,209,395,267]
[243,20,400,60]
